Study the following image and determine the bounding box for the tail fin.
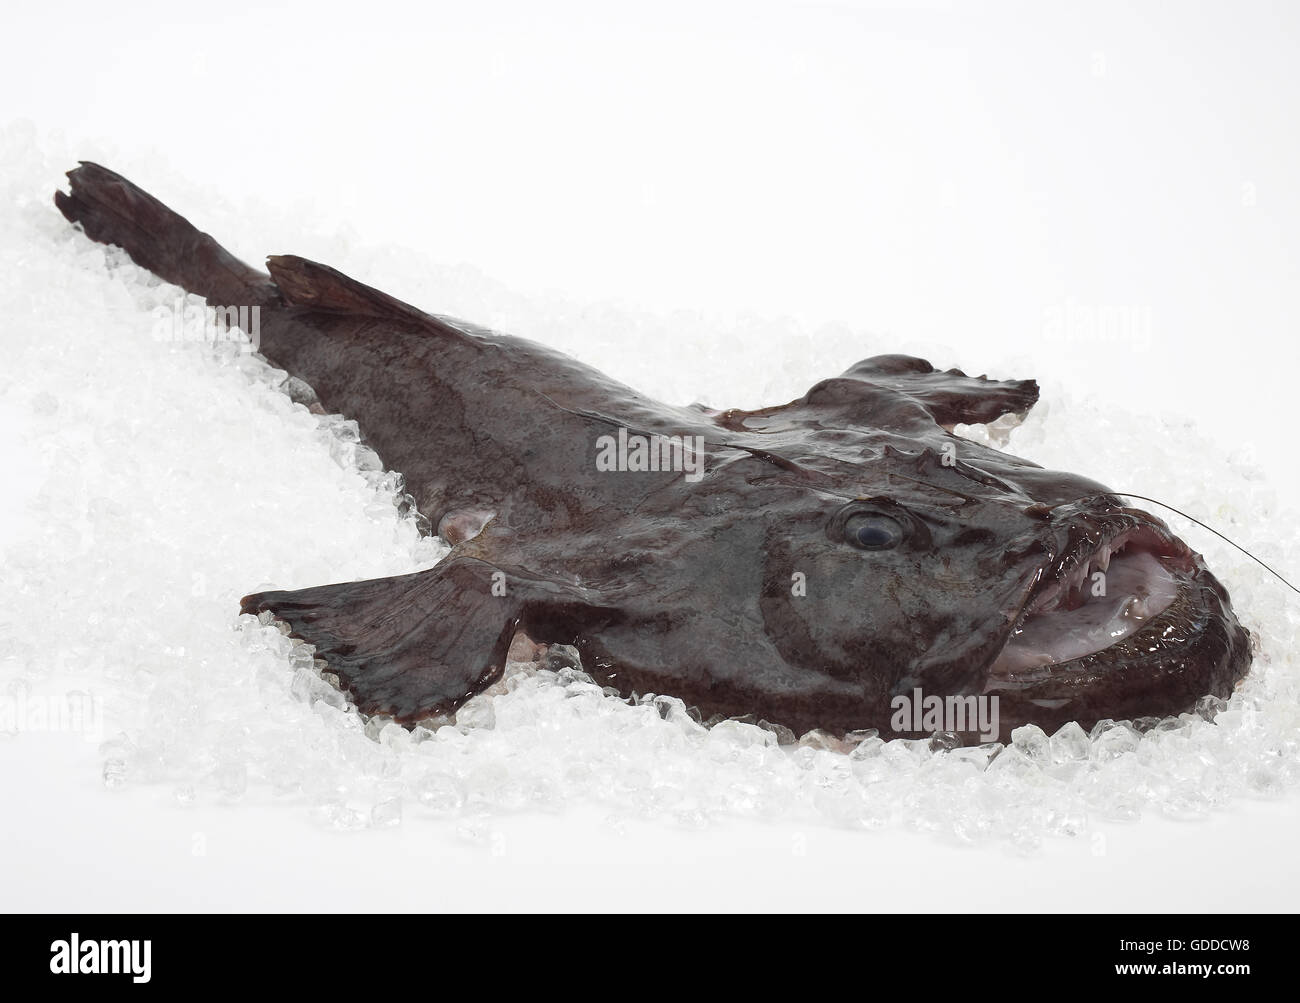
[55,162,277,309]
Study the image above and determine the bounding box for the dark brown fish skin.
[55,162,1251,743]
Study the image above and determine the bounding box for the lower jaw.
[979,565,1251,742]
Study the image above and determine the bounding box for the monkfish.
[55,162,1251,745]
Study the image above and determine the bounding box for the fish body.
[55,163,1251,743]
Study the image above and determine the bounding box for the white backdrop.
[2,0,1298,911]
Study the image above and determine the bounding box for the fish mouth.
[984,507,1250,723]
[991,514,1194,678]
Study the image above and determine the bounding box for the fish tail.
[54,162,278,310]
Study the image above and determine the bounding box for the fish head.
[746,357,1250,741]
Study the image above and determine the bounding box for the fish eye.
[842,512,904,550]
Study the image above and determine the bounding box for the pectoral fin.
[240,557,519,723]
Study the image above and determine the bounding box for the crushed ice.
[3,124,1299,852]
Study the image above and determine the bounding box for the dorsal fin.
[266,254,453,331]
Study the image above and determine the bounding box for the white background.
[2,0,1298,910]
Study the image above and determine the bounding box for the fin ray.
[265,254,471,342]
[241,558,518,722]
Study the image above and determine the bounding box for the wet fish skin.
[55,162,1251,743]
